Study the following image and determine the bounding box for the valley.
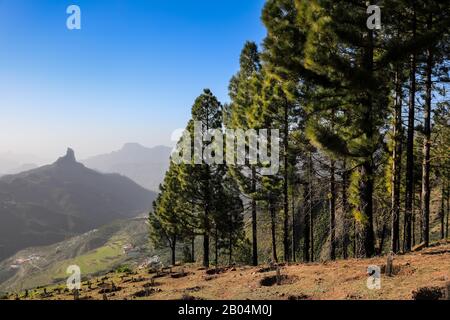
[0,148,156,261]
[0,215,154,292]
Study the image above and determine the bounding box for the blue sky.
[0,0,266,161]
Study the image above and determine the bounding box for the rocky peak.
[56,148,77,165]
[121,143,144,151]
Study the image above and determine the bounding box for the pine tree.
[227,41,262,266]
[212,173,245,266]
[296,0,398,257]
[390,72,403,253]
[404,0,418,253]
[381,2,406,253]
[430,77,450,241]
[250,73,284,264]
[260,75,298,263]
[341,160,351,258]
[262,0,307,263]
[419,1,450,247]
[177,89,224,268]
[150,163,186,266]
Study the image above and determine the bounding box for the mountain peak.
[56,148,77,165]
[66,148,76,160]
[122,143,144,151]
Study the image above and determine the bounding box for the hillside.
[0,215,156,292]
[3,241,449,300]
[82,143,171,191]
[0,148,156,260]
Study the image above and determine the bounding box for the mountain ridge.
[82,143,172,192]
[0,148,156,261]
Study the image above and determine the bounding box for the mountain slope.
[3,241,450,300]
[6,163,38,175]
[82,143,171,191]
[0,148,156,260]
[0,215,159,292]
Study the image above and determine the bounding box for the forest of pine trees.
[150,0,450,267]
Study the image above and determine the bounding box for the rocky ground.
[2,241,450,301]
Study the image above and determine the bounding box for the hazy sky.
[0,0,265,162]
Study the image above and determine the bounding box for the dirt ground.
[6,241,450,300]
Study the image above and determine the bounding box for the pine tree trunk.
[229,214,233,265]
[379,222,388,255]
[441,184,445,240]
[360,161,375,257]
[303,183,310,262]
[171,237,176,266]
[251,167,258,266]
[215,227,219,267]
[308,153,314,261]
[292,194,296,262]
[342,161,350,259]
[421,15,433,247]
[412,187,416,246]
[283,100,290,263]
[404,4,416,253]
[446,180,449,239]
[391,66,402,253]
[229,237,233,266]
[329,159,336,260]
[446,182,449,239]
[359,26,375,258]
[203,206,210,268]
[191,235,195,263]
[419,191,423,244]
[269,200,278,263]
[203,162,211,268]
[310,214,315,262]
[353,220,357,258]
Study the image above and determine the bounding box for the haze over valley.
[0,145,169,263]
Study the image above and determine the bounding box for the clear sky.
[0,0,266,162]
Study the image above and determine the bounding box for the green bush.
[115,265,132,273]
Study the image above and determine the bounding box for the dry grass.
[7,241,450,301]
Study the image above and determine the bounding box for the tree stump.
[276,267,281,285]
[73,289,79,300]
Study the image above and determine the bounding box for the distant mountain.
[0,152,46,174]
[82,143,172,192]
[0,148,156,261]
[7,163,38,175]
